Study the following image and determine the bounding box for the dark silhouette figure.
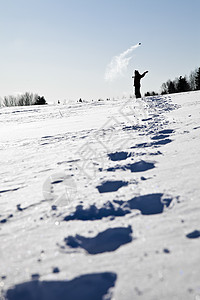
[132,70,148,98]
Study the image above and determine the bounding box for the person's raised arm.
[141,71,148,78]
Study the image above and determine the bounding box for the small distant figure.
[58,100,60,104]
[132,70,148,98]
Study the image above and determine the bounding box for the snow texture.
[1,92,200,299]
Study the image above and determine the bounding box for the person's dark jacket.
[134,71,148,87]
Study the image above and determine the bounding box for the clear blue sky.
[0,0,199,102]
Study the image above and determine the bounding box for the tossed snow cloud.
[104,43,141,82]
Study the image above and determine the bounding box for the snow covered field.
[0,91,200,300]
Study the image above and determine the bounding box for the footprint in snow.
[152,138,172,146]
[186,230,200,239]
[151,134,170,140]
[96,180,128,193]
[63,226,132,254]
[63,193,174,222]
[5,272,117,300]
[107,151,131,161]
[131,129,174,149]
[106,160,155,173]
[63,201,130,221]
[122,125,146,131]
[114,193,173,215]
[158,129,174,134]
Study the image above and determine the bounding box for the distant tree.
[168,80,177,94]
[18,95,24,106]
[145,91,158,96]
[2,93,47,106]
[25,92,34,105]
[195,67,200,90]
[3,96,10,106]
[176,76,190,93]
[160,67,200,95]
[189,69,197,91]
[3,95,18,106]
[161,80,177,94]
[34,96,47,105]
[17,92,35,106]
[161,82,168,95]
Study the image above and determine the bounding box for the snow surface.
[0,92,200,300]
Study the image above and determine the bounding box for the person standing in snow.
[132,70,148,98]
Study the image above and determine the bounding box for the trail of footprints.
[4,98,199,300]
[57,123,176,298]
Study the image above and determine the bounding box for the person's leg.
[135,87,141,98]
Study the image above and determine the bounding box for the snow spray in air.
[104,43,141,82]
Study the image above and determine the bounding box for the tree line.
[145,67,200,96]
[0,92,47,107]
